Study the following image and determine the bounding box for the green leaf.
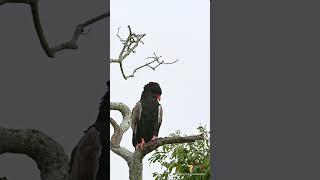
[148,126,211,180]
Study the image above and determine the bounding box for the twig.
[125,53,178,79]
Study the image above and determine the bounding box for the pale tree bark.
[110,102,204,180]
[0,127,69,180]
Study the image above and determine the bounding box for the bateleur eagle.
[131,82,163,149]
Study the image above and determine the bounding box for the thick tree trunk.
[128,151,143,180]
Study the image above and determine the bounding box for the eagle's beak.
[155,94,161,101]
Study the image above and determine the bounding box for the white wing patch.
[158,104,163,126]
[131,101,142,134]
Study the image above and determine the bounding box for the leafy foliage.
[148,126,211,180]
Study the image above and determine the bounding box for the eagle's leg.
[151,135,158,142]
[136,138,145,150]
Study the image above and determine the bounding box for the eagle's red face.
[154,93,161,101]
[143,82,162,101]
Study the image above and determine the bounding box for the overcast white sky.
[110,0,210,179]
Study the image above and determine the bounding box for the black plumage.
[94,81,109,180]
[69,81,109,180]
[131,82,163,149]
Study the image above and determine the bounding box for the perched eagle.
[69,81,109,180]
[131,82,163,149]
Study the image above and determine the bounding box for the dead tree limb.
[110,26,178,80]
[0,126,69,180]
[0,0,109,58]
[110,102,133,162]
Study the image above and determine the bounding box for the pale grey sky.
[110,0,210,179]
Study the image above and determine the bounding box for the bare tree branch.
[110,115,134,161]
[140,134,204,156]
[135,52,179,71]
[122,54,178,79]
[111,146,134,163]
[110,26,178,80]
[0,126,69,180]
[110,102,131,131]
[110,102,134,163]
[110,117,122,148]
[50,13,109,55]
[0,0,109,58]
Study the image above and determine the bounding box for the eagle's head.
[142,82,162,101]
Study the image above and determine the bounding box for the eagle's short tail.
[132,133,137,147]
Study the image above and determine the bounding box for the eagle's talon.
[136,138,145,150]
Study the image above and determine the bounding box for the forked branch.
[110,102,133,162]
[110,26,178,80]
[0,0,109,58]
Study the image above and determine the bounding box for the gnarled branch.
[110,117,122,148]
[110,102,134,162]
[140,134,204,156]
[0,0,109,58]
[110,102,131,132]
[0,126,69,180]
[110,26,178,80]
